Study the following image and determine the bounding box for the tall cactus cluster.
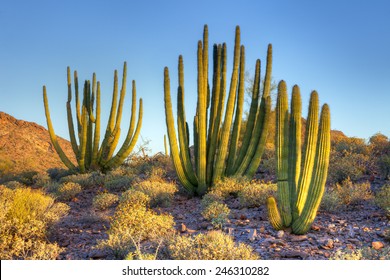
[164,25,272,196]
[267,81,331,234]
[43,62,143,173]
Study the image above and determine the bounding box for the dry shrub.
[375,184,390,217]
[167,231,259,260]
[133,179,177,207]
[238,182,277,208]
[201,201,230,229]
[97,191,174,258]
[104,176,134,192]
[56,182,82,201]
[92,193,119,210]
[59,171,105,188]
[335,178,373,205]
[0,186,68,259]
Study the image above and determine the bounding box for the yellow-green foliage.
[120,189,151,207]
[330,247,390,260]
[4,181,26,190]
[92,193,119,210]
[329,249,363,260]
[97,191,174,258]
[334,178,373,205]
[133,179,177,207]
[167,231,259,260]
[238,182,277,207]
[57,182,82,201]
[201,201,230,228]
[320,188,343,212]
[104,176,134,192]
[209,177,249,198]
[0,186,69,259]
[375,184,390,217]
[59,172,105,188]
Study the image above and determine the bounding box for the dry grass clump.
[56,182,82,201]
[3,180,26,190]
[120,189,151,207]
[330,247,390,260]
[238,182,277,208]
[96,190,175,258]
[375,184,390,217]
[166,231,259,260]
[92,193,119,210]
[0,186,69,259]
[133,179,177,207]
[104,176,134,192]
[59,171,105,189]
[201,201,230,229]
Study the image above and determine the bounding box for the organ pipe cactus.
[164,25,271,196]
[267,81,331,234]
[43,62,143,173]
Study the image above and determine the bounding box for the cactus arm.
[206,44,224,185]
[295,91,319,218]
[238,44,273,177]
[267,196,284,230]
[74,71,82,135]
[288,85,302,220]
[66,67,79,157]
[232,59,261,173]
[104,99,143,169]
[163,67,195,195]
[243,95,271,177]
[292,104,330,234]
[196,40,208,195]
[91,81,101,167]
[177,56,197,185]
[43,86,76,170]
[85,81,93,169]
[226,45,245,175]
[164,134,169,156]
[78,82,89,173]
[212,26,241,184]
[275,80,291,226]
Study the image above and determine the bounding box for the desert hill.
[0,112,76,175]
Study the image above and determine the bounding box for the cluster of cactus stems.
[43,62,143,173]
[267,81,331,234]
[164,25,272,196]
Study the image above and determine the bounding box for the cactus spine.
[267,81,330,234]
[43,62,143,173]
[164,25,271,196]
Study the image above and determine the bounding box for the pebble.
[248,229,257,241]
[372,241,384,250]
[180,223,187,233]
[290,235,308,242]
[276,230,284,238]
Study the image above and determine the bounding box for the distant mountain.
[0,112,76,175]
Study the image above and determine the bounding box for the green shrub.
[104,176,134,192]
[56,182,82,201]
[210,177,249,198]
[92,193,119,210]
[335,178,373,205]
[32,172,51,187]
[329,249,363,260]
[0,186,68,259]
[320,188,343,212]
[201,201,230,229]
[167,231,259,260]
[59,171,105,188]
[133,179,177,207]
[332,246,390,260]
[4,180,26,190]
[120,189,151,207]
[238,182,277,208]
[97,200,174,258]
[327,151,369,184]
[375,184,390,217]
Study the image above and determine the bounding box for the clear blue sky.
[1,0,390,154]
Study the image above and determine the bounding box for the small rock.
[225,227,234,235]
[199,222,209,229]
[248,229,257,241]
[276,230,284,238]
[180,223,187,233]
[327,223,336,229]
[348,225,355,238]
[259,226,266,233]
[372,241,384,250]
[280,250,308,259]
[240,214,247,220]
[206,225,214,230]
[89,250,107,259]
[290,235,308,242]
[311,224,321,231]
[177,214,185,220]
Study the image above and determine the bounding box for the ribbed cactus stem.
[292,104,330,234]
[267,197,284,230]
[164,135,168,156]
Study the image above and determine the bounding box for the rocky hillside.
[0,112,76,175]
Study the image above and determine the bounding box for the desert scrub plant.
[32,172,52,187]
[320,188,343,212]
[164,25,272,196]
[43,62,143,173]
[166,231,259,260]
[0,186,69,259]
[238,182,277,208]
[104,176,134,192]
[330,247,390,260]
[97,197,175,258]
[120,189,151,207]
[132,179,177,207]
[201,201,231,228]
[334,178,373,205]
[56,182,82,201]
[3,180,26,190]
[92,193,119,210]
[59,171,105,188]
[375,184,390,217]
[267,82,331,234]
